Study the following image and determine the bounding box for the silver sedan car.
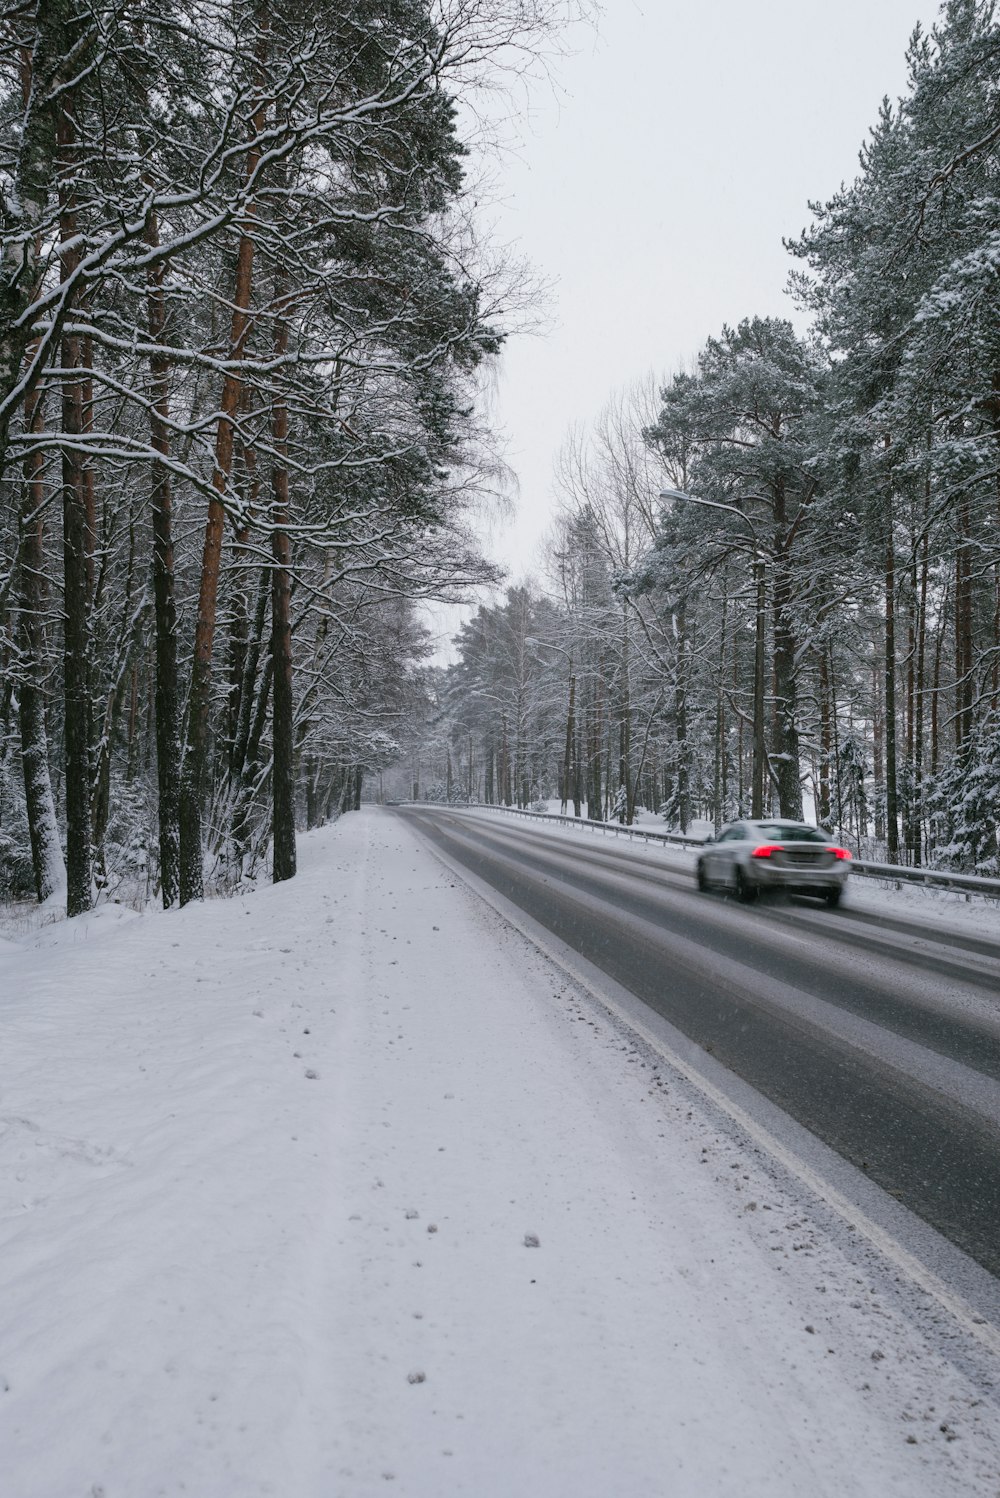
[696,819,851,907]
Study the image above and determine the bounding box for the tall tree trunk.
[621,607,634,823]
[178,48,269,903]
[904,548,916,864]
[872,662,884,840]
[587,682,601,819]
[830,643,844,835]
[484,741,493,804]
[57,64,93,916]
[817,643,832,826]
[0,18,75,481]
[954,492,975,765]
[713,590,728,830]
[751,558,767,818]
[91,506,139,861]
[992,561,1000,716]
[561,664,576,816]
[18,378,65,901]
[225,434,262,763]
[771,483,802,820]
[604,711,614,820]
[14,44,64,905]
[145,207,181,906]
[304,755,320,829]
[884,497,900,862]
[500,713,511,805]
[990,371,1000,717]
[931,589,946,781]
[126,660,140,782]
[675,598,689,832]
[269,275,296,884]
[912,523,929,865]
[231,565,270,784]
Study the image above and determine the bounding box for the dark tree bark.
[179,324,250,896]
[674,598,690,832]
[909,520,929,865]
[713,592,728,830]
[18,376,65,901]
[269,276,296,884]
[884,498,900,863]
[90,509,140,866]
[817,643,832,826]
[179,69,267,903]
[0,13,76,481]
[143,205,182,906]
[56,58,93,916]
[304,755,324,829]
[230,566,269,784]
[561,665,576,816]
[771,481,803,821]
[954,491,975,765]
[620,611,634,824]
[588,676,603,820]
[751,558,767,819]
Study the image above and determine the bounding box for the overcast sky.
[464,0,939,595]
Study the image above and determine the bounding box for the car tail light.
[831,846,852,860]
[751,844,782,859]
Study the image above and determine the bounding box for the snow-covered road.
[1,808,998,1496]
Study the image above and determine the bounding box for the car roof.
[747,819,817,829]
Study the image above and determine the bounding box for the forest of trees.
[414,1,1000,875]
[0,0,577,912]
[3,0,1000,915]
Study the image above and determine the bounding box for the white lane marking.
[421,826,1000,1362]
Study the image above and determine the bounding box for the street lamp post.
[659,487,768,820]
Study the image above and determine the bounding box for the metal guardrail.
[446,803,1000,901]
[458,803,703,848]
[850,857,1000,897]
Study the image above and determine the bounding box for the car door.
[712,824,743,883]
[703,824,731,879]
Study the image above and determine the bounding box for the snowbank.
[0,809,997,1496]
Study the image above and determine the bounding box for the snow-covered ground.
[1,808,998,1496]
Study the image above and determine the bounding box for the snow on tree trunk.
[179,50,268,905]
[57,61,93,917]
[269,268,296,885]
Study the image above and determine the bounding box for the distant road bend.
[398,805,1000,1279]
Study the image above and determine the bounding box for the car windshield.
[756,824,828,844]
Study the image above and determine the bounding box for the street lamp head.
[658,485,761,547]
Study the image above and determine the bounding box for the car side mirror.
[704,834,715,845]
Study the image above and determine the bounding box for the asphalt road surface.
[399,806,1000,1279]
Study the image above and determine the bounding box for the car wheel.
[824,887,842,909]
[697,860,709,891]
[735,866,757,904]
